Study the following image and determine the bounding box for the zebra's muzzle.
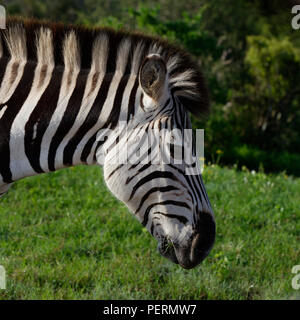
[158,211,215,269]
[175,211,216,269]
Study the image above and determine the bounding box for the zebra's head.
[101,53,215,269]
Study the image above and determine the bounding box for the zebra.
[0,17,215,269]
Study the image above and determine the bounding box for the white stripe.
[0,104,7,119]
[39,32,81,172]
[0,59,27,104]
[0,25,27,103]
[10,60,54,181]
[4,25,27,60]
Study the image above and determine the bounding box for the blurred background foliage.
[2,0,300,175]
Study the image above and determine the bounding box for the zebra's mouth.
[157,238,179,265]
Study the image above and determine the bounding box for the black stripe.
[127,78,139,122]
[128,171,181,201]
[126,163,152,184]
[142,200,190,226]
[47,68,89,171]
[0,57,9,86]
[80,132,97,163]
[0,61,36,183]
[107,164,124,180]
[80,74,114,163]
[140,93,146,112]
[135,186,179,213]
[150,221,155,235]
[24,66,64,173]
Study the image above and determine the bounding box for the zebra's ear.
[139,54,167,102]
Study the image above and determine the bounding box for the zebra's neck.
[0,57,141,185]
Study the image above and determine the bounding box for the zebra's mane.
[0,16,209,116]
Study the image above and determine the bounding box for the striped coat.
[0,17,215,269]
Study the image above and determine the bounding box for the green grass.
[0,164,299,299]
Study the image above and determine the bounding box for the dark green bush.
[215,145,300,176]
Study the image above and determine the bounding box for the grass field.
[0,164,299,299]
